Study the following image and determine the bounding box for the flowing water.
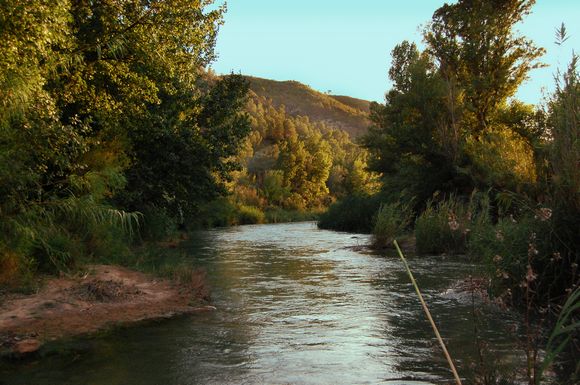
[1,222,527,384]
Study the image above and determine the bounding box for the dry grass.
[247,76,370,137]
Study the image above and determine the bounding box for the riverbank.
[0,264,214,358]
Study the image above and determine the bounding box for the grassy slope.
[329,95,371,114]
[246,76,371,137]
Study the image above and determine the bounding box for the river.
[1,222,527,384]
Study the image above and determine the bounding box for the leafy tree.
[0,0,252,279]
[119,74,250,221]
[425,0,544,135]
[276,133,332,209]
[363,42,464,205]
[237,92,376,209]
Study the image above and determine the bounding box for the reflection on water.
[1,222,526,385]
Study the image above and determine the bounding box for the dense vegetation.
[319,0,579,382]
[0,0,253,284]
[227,89,377,215]
[0,1,378,286]
[1,0,577,381]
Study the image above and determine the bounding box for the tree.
[425,0,544,136]
[363,42,463,204]
[277,133,332,209]
[0,0,252,278]
[53,0,250,221]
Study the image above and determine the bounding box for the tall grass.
[540,287,580,384]
[415,192,490,255]
[0,196,140,285]
[372,201,413,249]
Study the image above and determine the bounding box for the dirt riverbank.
[0,265,214,357]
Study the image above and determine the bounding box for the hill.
[245,76,371,137]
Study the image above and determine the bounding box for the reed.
[394,239,463,385]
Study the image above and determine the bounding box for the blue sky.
[210,0,579,105]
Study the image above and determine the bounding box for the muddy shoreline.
[0,265,214,358]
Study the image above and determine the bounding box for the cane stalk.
[394,239,463,385]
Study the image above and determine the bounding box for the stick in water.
[393,239,463,385]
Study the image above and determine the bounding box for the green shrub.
[195,198,238,228]
[468,214,553,304]
[372,201,413,249]
[317,193,383,233]
[414,192,488,255]
[416,201,460,255]
[83,221,133,265]
[236,205,265,225]
[139,205,177,241]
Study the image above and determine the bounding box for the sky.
[209,0,579,105]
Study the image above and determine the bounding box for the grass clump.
[415,192,490,255]
[372,201,413,249]
[415,197,467,255]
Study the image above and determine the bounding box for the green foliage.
[372,201,413,249]
[540,287,580,384]
[425,0,545,135]
[547,54,580,213]
[195,198,239,228]
[118,73,251,221]
[262,170,291,206]
[0,195,138,278]
[0,0,253,282]
[139,206,178,242]
[239,91,377,211]
[468,214,552,302]
[364,1,546,209]
[264,207,319,223]
[318,193,384,233]
[464,125,537,189]
[236,205,265,225]
[415,192,490,255]
[415,199,465,255]
[363,41,467,207]
[276,133,332,209]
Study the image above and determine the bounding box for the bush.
[415,200,463,255]
[139,205,177,241]
[236,205,265,225]
[469,212,559,306]
[317,193,383,233]
[372,201,413,249]
[415,192,489,255]
[195,198,238,228]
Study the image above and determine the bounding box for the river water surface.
[2,222,527,384]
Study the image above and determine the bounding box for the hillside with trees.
[196,77,378,226]
[245,76,371,137]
